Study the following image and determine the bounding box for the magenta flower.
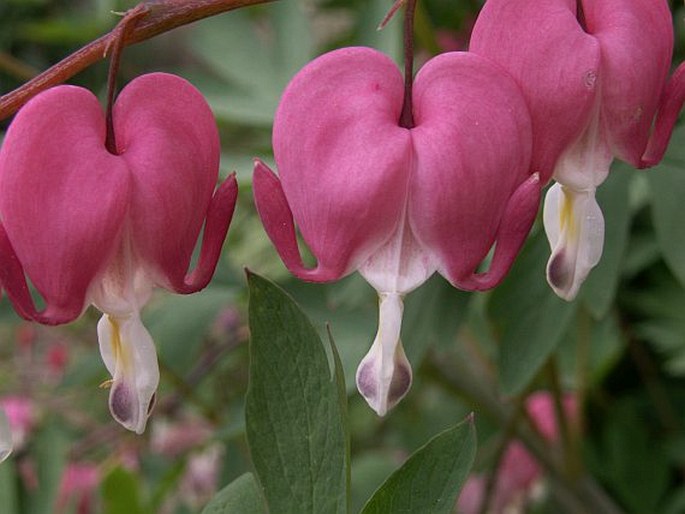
[254,47,540,415]
[0,73,237,433]
[470,0,676,300]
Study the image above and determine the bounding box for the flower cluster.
[254,0,685,414]
[0,0,683,430]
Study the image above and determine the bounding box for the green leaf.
[581,165,633,319]
[489,230,577,394]
[27,422,69,514]
[101,467,146,514]
[201,473,266,514]
[0,460,19,514]
[649,124,685,287]
[245,272,349,514]
[402,275,470,363]
[144,286,235,375]
[360,416,476,514]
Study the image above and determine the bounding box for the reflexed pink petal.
[270,47,413,278]
[113,73,231,293]
[642,62,685,167]
[470,0,600,183]
[253,160,344,281]
[409,52,535,289]
[0,86,130,324]
[582,0,672,166]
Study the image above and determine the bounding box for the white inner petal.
[355,293,412,416]
[0,409,13,463]
[543,183,604,301]
[97,312,159,434]
[553,104,613,192]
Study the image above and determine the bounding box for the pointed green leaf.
[360,416,476,514]
[246,272,349,514]
[489,230,577,394]
[201,473,266,514]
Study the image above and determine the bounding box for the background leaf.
[200,473,266,514]
[488,230,577,394]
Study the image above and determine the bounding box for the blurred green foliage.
[2,1,685,513]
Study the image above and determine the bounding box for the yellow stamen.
[559,187,576,239]
[99,379,114,389]
[107,315,131,374]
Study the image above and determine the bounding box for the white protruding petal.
[97,313,160,434]
[355,293,412,416]
[543,183,604,301]
[0,409,12,463]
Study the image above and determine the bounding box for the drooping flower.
[254,47,540,415]
[470,0,677,300]
[55,463,100,514]
[0,72,237,433]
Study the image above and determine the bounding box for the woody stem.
[0,0,275,121]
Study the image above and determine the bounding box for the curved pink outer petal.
[0,86,130,324]
[113,73,233,294]
[642,61,685,167]
[469,0,600,184]
[267,47,412,281]
[582,0,672,167]
[410,52,537,290]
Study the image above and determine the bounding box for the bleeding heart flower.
[470,0,676,300]
[254,47,541,415]
[0,73,237,433]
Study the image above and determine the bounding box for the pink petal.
[408,52,536,290]
[582,0,673,166]
[113,73,230,293]
[0,86,130,324]
[269,47,412,280]
[642,62,685,167]
[253,160,343,281]
[469,0,600,183]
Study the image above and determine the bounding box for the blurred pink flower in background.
[54,463,100,514]
[0,395,36,451]
[151,415,213,458]
[457,392,577,514]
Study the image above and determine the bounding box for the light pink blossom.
[471,0,680,300]
[0,73,237,433]
[254,47,540,415]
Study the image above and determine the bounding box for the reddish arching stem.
[399,0,417,129]
[0,0,275,122]
[105,5,151,155]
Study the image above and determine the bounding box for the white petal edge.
[543,183,605,301]
[97,312,160,434]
